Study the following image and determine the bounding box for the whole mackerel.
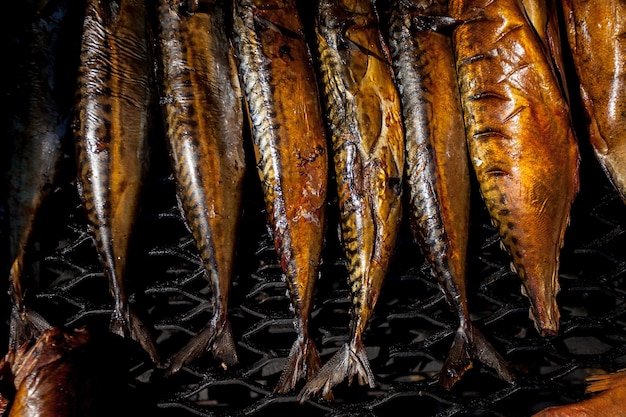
[450,0,580,337]
[5,0,70,349]
[155,0,245,374]
[298,0,404,401]
[73,0,159,364]
[386,0,513,389]
[232,0,329,395]
[562,0,626,203]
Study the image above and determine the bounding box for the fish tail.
[439,324,515,390]
[166,316,238,376]
[298,341,375,403]
[110,307,161,366]
[8,305,50,349]
[274,335,323,396]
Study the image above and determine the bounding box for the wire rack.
[1,1,625,416]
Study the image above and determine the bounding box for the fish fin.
[274,335,322,395]
[166,317,239,376]
[412,15,462,34]
[110,308,161,367]
[297,342,375,403]
[8,306,51,349]
[439,325,515,390]
[586,369,626,394]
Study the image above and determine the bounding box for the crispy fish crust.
[386,0,513,389]
[298,0,404,402]
[450,0,580,337]
[562,0,626,203]
[232,0,329,395]
[73,0,159,364]
[156,0,245,375]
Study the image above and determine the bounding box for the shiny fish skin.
[0,327,132,417]
[232,0,329,395]
[298,0,404,402]
[155,0,245,374]
[73,0,159,364]
[386,0,513,389]
[5,0,69,349]
[562,0,626,203]
[450,0,580,337]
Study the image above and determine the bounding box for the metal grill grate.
[5,127,624,417]
[2,1,625,416]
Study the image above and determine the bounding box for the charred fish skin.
[74,0,159,364]
[298,0,404,402]
[155,0,245,374]
[450,0,580,337]
[562,0,626,203]
[385,0,513,389]
[232,0,329,394]
[5,0,72,349]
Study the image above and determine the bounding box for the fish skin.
[5,0,70,349]
[155,0,246,374]
[73,0,159,364]
[0,327,133,417]
[385,0,514,389]
[562,0,626,203]
[298,0,404,402]
[232,0,329,394]
[450,0,580,337]
[531,369,626,417]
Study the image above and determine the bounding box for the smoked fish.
[385,0,513,389]
[155,0,245,374]
[450,0,580,337]
[298,0,404,401]
[5,0,70,349]
[531,369,626,417]
[232,0,329,394]
[562,0,626,203]
[0,327,134,417]
[73,0,159,364]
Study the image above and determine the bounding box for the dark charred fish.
[155,0,245,374]
[298,0,404,401]
[232,0,329,394]
[385,0,514,389]
[73,0,159,364]
[562,0,626,203]
[450,0,580,337]
[5,0,70,349]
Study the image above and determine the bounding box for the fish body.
[532,369,626,417]
[450,0,580,336]
[5,0,70,348]
[562,0,626,203]
[0,327,133,417]
[232,0,329,394]
[386,0,513,389]
[298,0,404,401]
[73,0,159,364]
[155,0,245,373]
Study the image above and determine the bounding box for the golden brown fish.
[155,0,246,375]
[298,0,404,402]
[0,327,136,417]
[5,0,70,349]
[232,0,329,395]
[450,0,580,337]
[532,369,626,417]
[562,0,626,203]
[73,0,159,364]
[385,0,514,389]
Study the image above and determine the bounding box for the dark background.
[1,1,624,416]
